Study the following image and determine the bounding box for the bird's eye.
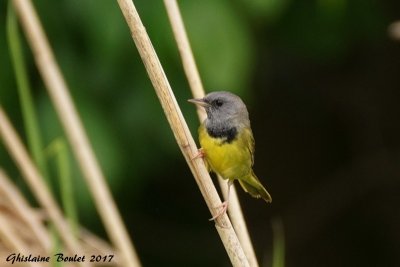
[215,99,223,107]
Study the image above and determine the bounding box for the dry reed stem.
[80,229,118,259]
[0,170,118,266]
[0,107,89,267]
[163,1,259,266]
[117,0,249,266]
[0,213,37,267]
[163,0,206,120]
[0,169,51,251]
[11,1,141,266]
[388,21,400,41]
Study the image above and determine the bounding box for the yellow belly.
[199,125,253,180]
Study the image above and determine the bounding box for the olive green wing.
[198,123,211,172]
[243,127,255,166]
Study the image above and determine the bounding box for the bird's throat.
[206,125,238,144]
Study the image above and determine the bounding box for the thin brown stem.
[11,1,141,266]
[0,213,37,267]
[163,0,260,266]
[116,0,250,266]
[0,169,51,252]
[0,107,89,267]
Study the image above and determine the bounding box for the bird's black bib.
[206,126,238,144]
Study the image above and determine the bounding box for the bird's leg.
[209,180,233,221]
[191,148,205,160]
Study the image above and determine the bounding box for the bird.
[188,91,271,220]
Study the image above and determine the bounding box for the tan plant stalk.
[0,107,89,267]
[0,169,51,251]
[388,21,400,41]
[116,0,250,266]
[163,1,260,266]
[0,213,37,267]
[11,1,141,266]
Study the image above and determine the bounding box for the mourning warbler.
[189,91,272,220]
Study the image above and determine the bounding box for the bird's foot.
[191,148,205,160]
[209,201,229,221]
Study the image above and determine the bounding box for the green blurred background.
[1,0,400,266]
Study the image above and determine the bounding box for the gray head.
[188,91,250,130]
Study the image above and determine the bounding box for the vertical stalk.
[163,1,260,266]
[11,0,142,266]
[0,107,89,267]
[117,0,250,266]
[272,218,285,267]
[47,138,78,236]
[6,2,49,182]
[7,5,61,267]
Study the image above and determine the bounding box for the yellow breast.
[198,124,253,180]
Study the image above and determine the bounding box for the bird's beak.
[188,98,210,108]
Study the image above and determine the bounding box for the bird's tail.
[238,171,272,203]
